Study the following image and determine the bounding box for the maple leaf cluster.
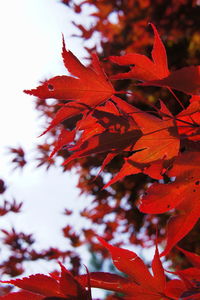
[21,1,200,261]
[1,238,200,299]
[7,147,27,170]
[24,23,200,256]
[39,0,200,259]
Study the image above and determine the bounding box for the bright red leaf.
[49,128,75,159]
[2,239,197,300]
[139,151,200,255]
[0,291,43,300]
[110,23,169,81]
[1,263,91,300]
[94,237,185,299]
[62,98,141,168]
[141,66,200,95]
[177,247,200,269]
[24,38,115,134]
[176,95,200,141]
[104,98,180,187]
[110,24,200,95]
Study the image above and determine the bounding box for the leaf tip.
[23,89,32,95]
[96,236,113,251]
[62,34,70,53]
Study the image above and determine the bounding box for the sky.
[0,0,96,274]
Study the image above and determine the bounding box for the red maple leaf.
[0,263,91,300]
[177,247,200,269]
[2,239,197,300]
[110,23,169,82]
[139,151,200,255]
[24,38,115,134]
[61,98,141,170]
[48,96,179,185]
[104,97,180,187]
[78,237,186,300]
[173,248,200,299]
[141,66,200,95]
[176,95,200,141]
[110,24,200,95]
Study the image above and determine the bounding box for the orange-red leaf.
[110,23,169,81]
[49,128,75,159]
[104,100,179,187]
[152,244,166,291]
[78,272,131,294]
[62,99,141,166]
[25,39,114,104]
[97,237,156,290]
[96,237,185,299]
[1,263,91,300]
[0,291,43,300]
[177,247,200,268]
[24,38,115,134]
[110,24,200,95]
[142,66,200,95]
[40,102,87,136]
[176,95,200,141]
[59,263,88,298]
[1,274,61,297]
[140,151,200,255]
